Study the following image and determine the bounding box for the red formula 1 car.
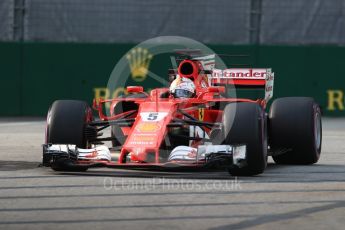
[42,53,322,176]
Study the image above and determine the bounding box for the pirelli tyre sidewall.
[46,100,92,149]
[223,103,268,176]
[269,97,322,164]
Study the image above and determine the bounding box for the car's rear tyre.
[46,100,92,171]
[269,97,322,164]
[223,103,267,176]
[111,125,126,147]
[111,93,147,147]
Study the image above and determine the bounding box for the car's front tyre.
[223,103,267,176]
[46,100,92,171]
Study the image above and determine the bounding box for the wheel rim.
[314,112,321,150]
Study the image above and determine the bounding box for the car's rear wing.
[210,68,274,102]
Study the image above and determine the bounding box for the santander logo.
[212,68,267,80]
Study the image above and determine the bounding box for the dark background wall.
[0,0,344,116]
[0,42,344,116]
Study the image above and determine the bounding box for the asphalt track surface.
[0,117,344,230]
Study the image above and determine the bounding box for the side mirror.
[207,86,225,93]
[127,86,144,93]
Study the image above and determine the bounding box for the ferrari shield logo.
[198,108,205,121]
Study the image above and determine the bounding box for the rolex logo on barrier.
[127,47,153,82]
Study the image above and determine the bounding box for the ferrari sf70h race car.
[42,53,322,176]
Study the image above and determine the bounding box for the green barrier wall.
[0,42,344,116]
[0,43,22,115]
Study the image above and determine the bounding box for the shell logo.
[136,122,160,132]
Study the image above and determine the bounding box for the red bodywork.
[87,59,268,168]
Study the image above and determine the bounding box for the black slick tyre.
[223,103,267,176]
[269,97,322,164]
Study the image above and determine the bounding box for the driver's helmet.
[169,75,196,98]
